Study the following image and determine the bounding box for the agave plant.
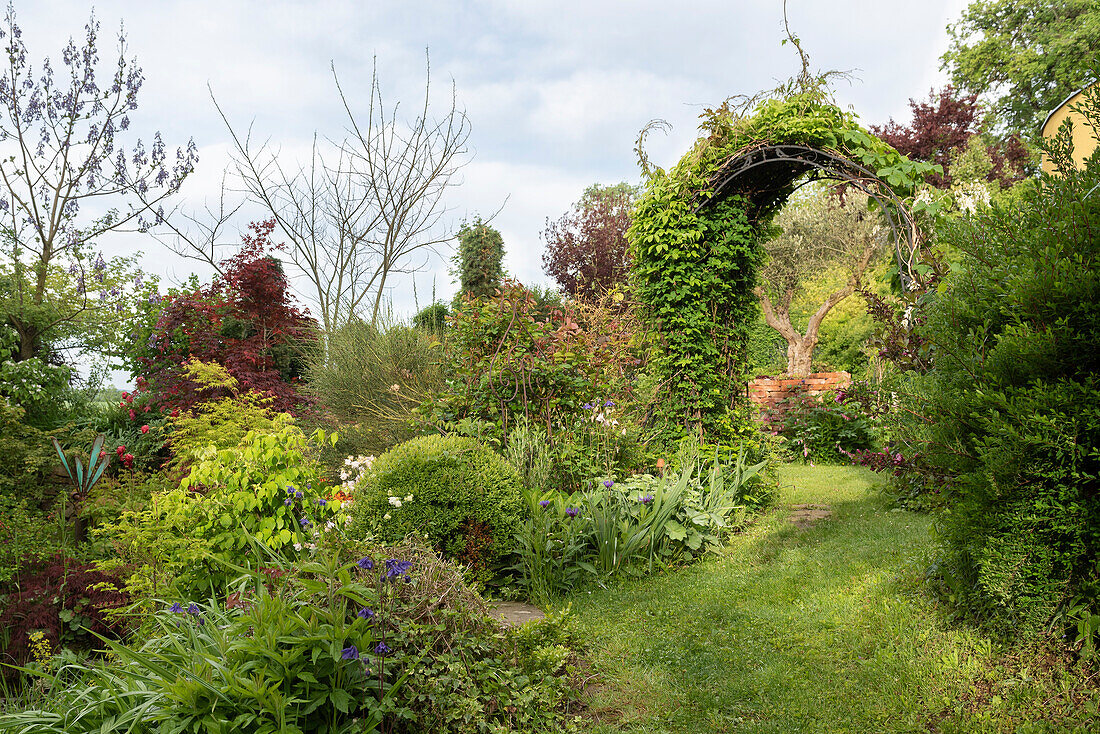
[50,433,111,546]
[51,433,111,496]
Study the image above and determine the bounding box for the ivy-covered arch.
[627,93,939,439]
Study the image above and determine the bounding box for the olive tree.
[756,185,882,375]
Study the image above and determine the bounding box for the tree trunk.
[786,335,816,375]
[755,239,877,377]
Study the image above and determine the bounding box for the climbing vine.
[628,92,940,438]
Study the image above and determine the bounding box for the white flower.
[293,542,303,551]
[403,494,413,502]
[388,496,402,508]
[383,513,392,521]
[340,470,348,481]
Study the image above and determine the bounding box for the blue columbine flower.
[604,400,615,408]
[374,642,391,656]
[582,403,594,410]
[284,498,293,506]
[341,645,359,660]
[169,602,184,613]
[357,557,375,570]
[384,559,414,580]
[358,607,375,620]
[300,517,312,528]
[295,490,303,499]
[317,498,327,507]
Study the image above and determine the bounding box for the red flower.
[170,408,180,418]
[140,425,150,434]
[115,445,126,457]
[122,454,134,470]
[99,450,107,460]
[128,409,135,420]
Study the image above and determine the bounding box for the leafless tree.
[199,53,470,332]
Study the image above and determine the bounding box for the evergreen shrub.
[911,108,1100,634]
[348,435,525,584]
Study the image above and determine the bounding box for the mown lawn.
[568,465,1100,733]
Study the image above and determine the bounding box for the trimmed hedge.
[348,435,525,583]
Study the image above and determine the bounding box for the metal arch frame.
[694,144,923,291]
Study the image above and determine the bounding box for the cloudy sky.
[17,0,968,320]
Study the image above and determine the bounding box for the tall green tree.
[452,217,504,302]
[941,0,1100,135]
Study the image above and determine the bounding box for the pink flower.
[140,425,150,434]
[128,409,136,420]
[122,454,134,469]
[98,450,107,460]
[116,445,126,457]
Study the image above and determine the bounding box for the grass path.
[568,465,1098,733]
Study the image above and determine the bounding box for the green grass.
[567,465,1100,733]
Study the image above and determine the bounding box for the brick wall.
[747,371,852,430]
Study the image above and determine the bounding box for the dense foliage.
[629,92,937,437]
[901,108,1100,634]
[871,86,1029,187]
[941,0,1100,134]
[348,435,525,585]
[452,217,505,303]
[134,220,317,414]
[542,183,636,300]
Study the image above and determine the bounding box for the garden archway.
[696,143,922,291]
[628,94,938,437]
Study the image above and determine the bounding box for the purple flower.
[169,602,184,613]
[284,497,293,506]
[317,499,327,507]
[604,400,615,408]
[295,490,303,499]
[187,603,201,615]
[341,645,359,660]
[374,642,391,656]
[384,559,414,580]
[357,557,375,570]
[565,507,579,519]
[582,403,594,410]
[640,494,654,505]
[287,485,296,493]
[299,517,312,529]
[358,607,375,621]
[603,479,614,489]
[538,499,551,509]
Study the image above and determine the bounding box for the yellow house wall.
[1041,88,1098,174]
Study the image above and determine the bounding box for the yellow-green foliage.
[167,361,276,468]
[101,418,342,598]
[348,435,524,584]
